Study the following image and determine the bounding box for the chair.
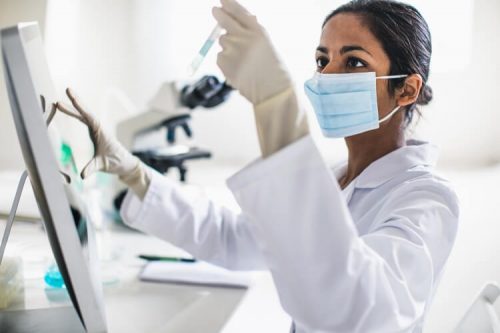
[454,282,500,333]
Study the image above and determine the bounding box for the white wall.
[40,0,337,169]
[414,0,500,168]
[2,0,498,171]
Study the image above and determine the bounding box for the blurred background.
[1,0,500,332]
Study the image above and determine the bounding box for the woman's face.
[316,13,400,124]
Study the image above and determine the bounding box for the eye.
[346,57,366,69]
[316,56,329,70]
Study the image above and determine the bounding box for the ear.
[396,74,423,107]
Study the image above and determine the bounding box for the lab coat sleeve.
[226,135,459,332]
[120,170,266,270]
[253,86,310,158]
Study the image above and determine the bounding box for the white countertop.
[0,161,290,333]
[0,219,290,333]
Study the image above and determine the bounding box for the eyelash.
[346,57,366,69]
[315,56,367,70]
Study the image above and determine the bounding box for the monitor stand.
[0,306,85,333]
[0,172,86,332]
[0,170,28,266]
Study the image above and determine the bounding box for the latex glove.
[212,0,291,105]
[56,88,151,199]
[213,0,309,157]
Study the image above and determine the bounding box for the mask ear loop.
[376,74,408,123]
[379,105,401,123]
[376,74,408,80]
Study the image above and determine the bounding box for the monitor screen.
[1,22,107,332]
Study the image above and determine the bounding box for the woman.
[57,0,459,331]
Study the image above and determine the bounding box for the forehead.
[320,13,384,55]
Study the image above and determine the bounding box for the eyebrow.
[316,46,328,54]
[316,45,372,56]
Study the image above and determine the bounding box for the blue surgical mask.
[304,72,407,138]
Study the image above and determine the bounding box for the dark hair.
[323,0,433,125]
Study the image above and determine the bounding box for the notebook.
[139,261,253,289]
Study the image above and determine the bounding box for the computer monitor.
[1,22,107,332]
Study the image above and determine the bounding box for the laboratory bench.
[0,219,290,333]
[0,161,290,332]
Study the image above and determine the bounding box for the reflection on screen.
[57,137,90,254]
[40,92,90,254]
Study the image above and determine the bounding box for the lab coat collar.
[334,140,439,190]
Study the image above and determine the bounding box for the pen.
[138,254,196,263]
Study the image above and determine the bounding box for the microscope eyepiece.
[180,75,233,109]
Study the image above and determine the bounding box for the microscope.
[113,75,232,209]
[117,75,232,181]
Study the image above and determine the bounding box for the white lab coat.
[121,136,459,333]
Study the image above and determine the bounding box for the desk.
[0,162,291,332]
[0,219,290,333]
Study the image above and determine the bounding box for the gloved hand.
[212,0,290,105]
[56,88,151,199]
[213,0,309,157]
